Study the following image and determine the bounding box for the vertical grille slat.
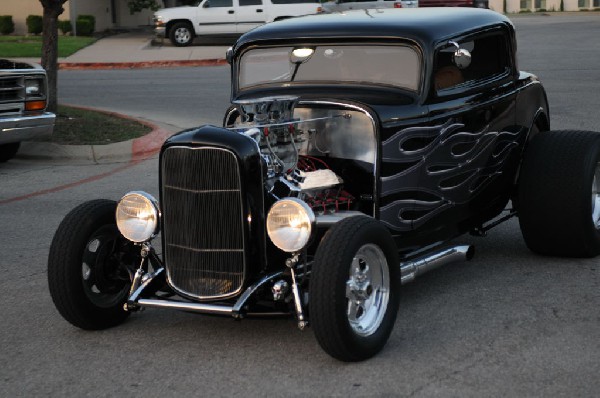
[162,147,245,299]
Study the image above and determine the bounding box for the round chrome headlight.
[267,198,315,253]
[116,191,160,243]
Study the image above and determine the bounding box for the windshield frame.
[235,42,424,95]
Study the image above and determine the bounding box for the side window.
[433,32,511,92]
[205,0,233,7]
[240,0,262,5]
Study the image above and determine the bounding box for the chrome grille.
[161,146,245,300]
[0,76,24,104]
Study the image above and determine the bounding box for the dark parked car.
[48,8,600,362]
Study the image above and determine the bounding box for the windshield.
[238,45,421,92]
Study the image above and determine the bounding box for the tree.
[39,0,67,114]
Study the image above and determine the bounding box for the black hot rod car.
[48,8,600,361]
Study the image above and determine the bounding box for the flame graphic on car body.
[379,120,521,231]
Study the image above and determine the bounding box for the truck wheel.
[0,142,20,162]
[309,216,400,362]
[169,22,194,47]
[48,200,135,330]
[518,130,600,257]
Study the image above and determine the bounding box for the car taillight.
[394,2,403,7]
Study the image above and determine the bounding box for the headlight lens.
[25,78,43,97]
[116,191,160,243]
[267,198,315,253]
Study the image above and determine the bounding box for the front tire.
[169,22,194,47]
[48,199,136,330]
[309,216,400,362]
[518,130,600,257]
[0,142,20,162]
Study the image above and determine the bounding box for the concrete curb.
[58,58,228,70]
[18,106,174,164]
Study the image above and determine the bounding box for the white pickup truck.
[154,0,322,46]
[0,60,54,162]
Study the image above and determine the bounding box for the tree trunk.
[39,1,66,114]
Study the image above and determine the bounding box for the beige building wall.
[0,0,154,35]
[70,0,155,30]
[489,0,597,11]
[69,0,113,32]
[0,0,71,35]
[113,1,155,27]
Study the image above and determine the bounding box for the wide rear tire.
[518,130,600,257]
[48,199,135,329]
[309,216,400,362]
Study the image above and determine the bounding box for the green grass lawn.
[36,105,151,145]
[0,36,96,58]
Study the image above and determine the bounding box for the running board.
[400,245,474,285]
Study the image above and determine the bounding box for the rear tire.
[0,142,20,162]
[309,216,400,362]
[518,130,600,257]
[48,199,135,329]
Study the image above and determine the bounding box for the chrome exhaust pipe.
[400,245,474,285]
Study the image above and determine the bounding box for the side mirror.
[449,41,471,70]
[226,47,233,64]
[203,1,211,8]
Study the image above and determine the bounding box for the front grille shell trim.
[161,146,247,301]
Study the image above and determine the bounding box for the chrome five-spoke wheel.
[346,244,390,337]
[310,216,400,361]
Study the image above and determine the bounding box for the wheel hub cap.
[345,244,390,337]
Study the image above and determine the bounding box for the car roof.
[233,8,513,52]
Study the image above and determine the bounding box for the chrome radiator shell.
[161,146,246,300]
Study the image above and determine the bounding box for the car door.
[236,0,267,33]
[413,29,521,232]
[196,0,237,34]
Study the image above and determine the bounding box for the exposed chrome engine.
[232,96,354,213]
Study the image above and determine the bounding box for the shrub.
[0,15,15,35]
[58,20,72,35]
[76,20,93,36]
[76,14,95,36]
[26,15,43,35]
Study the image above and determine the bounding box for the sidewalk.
[15,31,230,70]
